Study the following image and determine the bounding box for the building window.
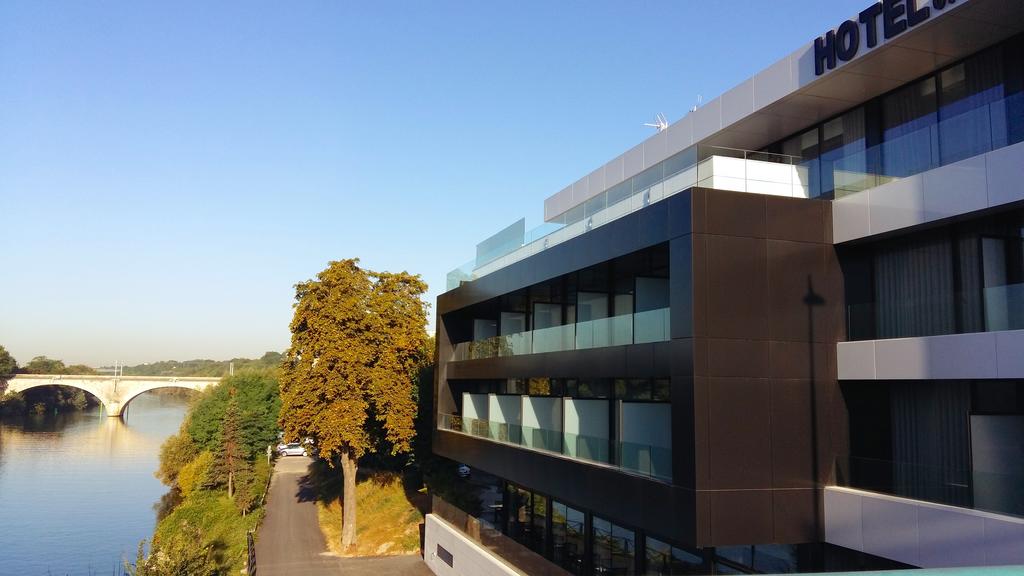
[764,32,1024,200]
[446,244,670,360]
[552,501,585,575]
[843,206,1024,340]
[644,537,704,575]
[840,379,1024,517]
[592,516,635,576]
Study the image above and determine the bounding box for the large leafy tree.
[279,259,428,549]
[0,346,16,376]
[22,356,66,374]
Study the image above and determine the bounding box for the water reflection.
[0,392,189,575]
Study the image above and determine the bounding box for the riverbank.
[134,371,280,575]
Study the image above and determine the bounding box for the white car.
[278,442,307,457]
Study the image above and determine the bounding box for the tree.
[22,356,66,374]
[188,372,281,459]
[211,392,247,499]
[155,422,200,487]
[279,259,428,549]
[64,364,97,375]
[0,346,16,376]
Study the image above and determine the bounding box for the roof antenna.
[689,95,703,113]
[643,112,669,132]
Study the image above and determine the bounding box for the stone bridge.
[1,374,220,417]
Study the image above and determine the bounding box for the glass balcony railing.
[446,145,803,290]
[983,283,1024,332]
[835,455,1024,519]
[438,413,672,482]
[846,281,1024,341]
[831,92,1023,199]
[452,308,670,361]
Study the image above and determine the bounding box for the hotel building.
[426,0,1024,573]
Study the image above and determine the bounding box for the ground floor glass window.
[592,515,635,575]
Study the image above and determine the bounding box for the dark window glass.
[530,493,547,555]
[606,180,633,207]
[820,107,867,197]
[576,378,610,398]
[1006,34,1024,145]
[585,194,607,219]
[663,146,697,178]
[564,204,585,226]
[653,379,671,402]
[505,484,533,546]
[645,537,704,575]
[552,502,585,575]
[780,128,820,198]
[633,164,664,192]
[939,49,1006,164]
[592,516,635,576]
[614,378,652,400]
[505,378,527,395]
[845,207,1024,340]
[880,76,938,177]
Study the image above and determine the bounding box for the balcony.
[451,308,669,361]
[439,392,672,482]
[447,146,805,290]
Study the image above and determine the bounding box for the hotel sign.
[815,0,958,76]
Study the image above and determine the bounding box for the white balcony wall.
[837,330,1024,381]
[825,486,1024,568]
[833,140,1024,244]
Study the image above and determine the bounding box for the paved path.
[255,456,431,576]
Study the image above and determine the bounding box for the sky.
[0,0,867,366]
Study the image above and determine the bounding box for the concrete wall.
[424,514,522,576]
[824,486,1024,568]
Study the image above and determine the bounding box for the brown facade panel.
[690,189,845,547]
[769,378,815,489]
[706,376,773,490]
[705,234,770,340]
[708,490,774,546]
[766,240,833,343]
[706,338,770,378]
[705,188,767,239]
[772,489,818,543]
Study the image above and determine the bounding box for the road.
[255,455,432,576]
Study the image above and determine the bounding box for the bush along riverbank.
[128,371,280,576]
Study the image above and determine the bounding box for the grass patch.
[317,471,426,557]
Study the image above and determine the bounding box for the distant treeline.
[0,346,284,416]
[111,352,283,377]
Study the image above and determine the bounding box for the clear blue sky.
[0,0,866,366]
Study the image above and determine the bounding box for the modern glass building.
[426,1,1024,574]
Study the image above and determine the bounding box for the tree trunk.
[228,470,234,499]
[340,448,358,550]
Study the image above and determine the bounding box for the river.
[0,392,190,576]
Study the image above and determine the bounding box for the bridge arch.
[4,375,220,417]
[118,383,205,415]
